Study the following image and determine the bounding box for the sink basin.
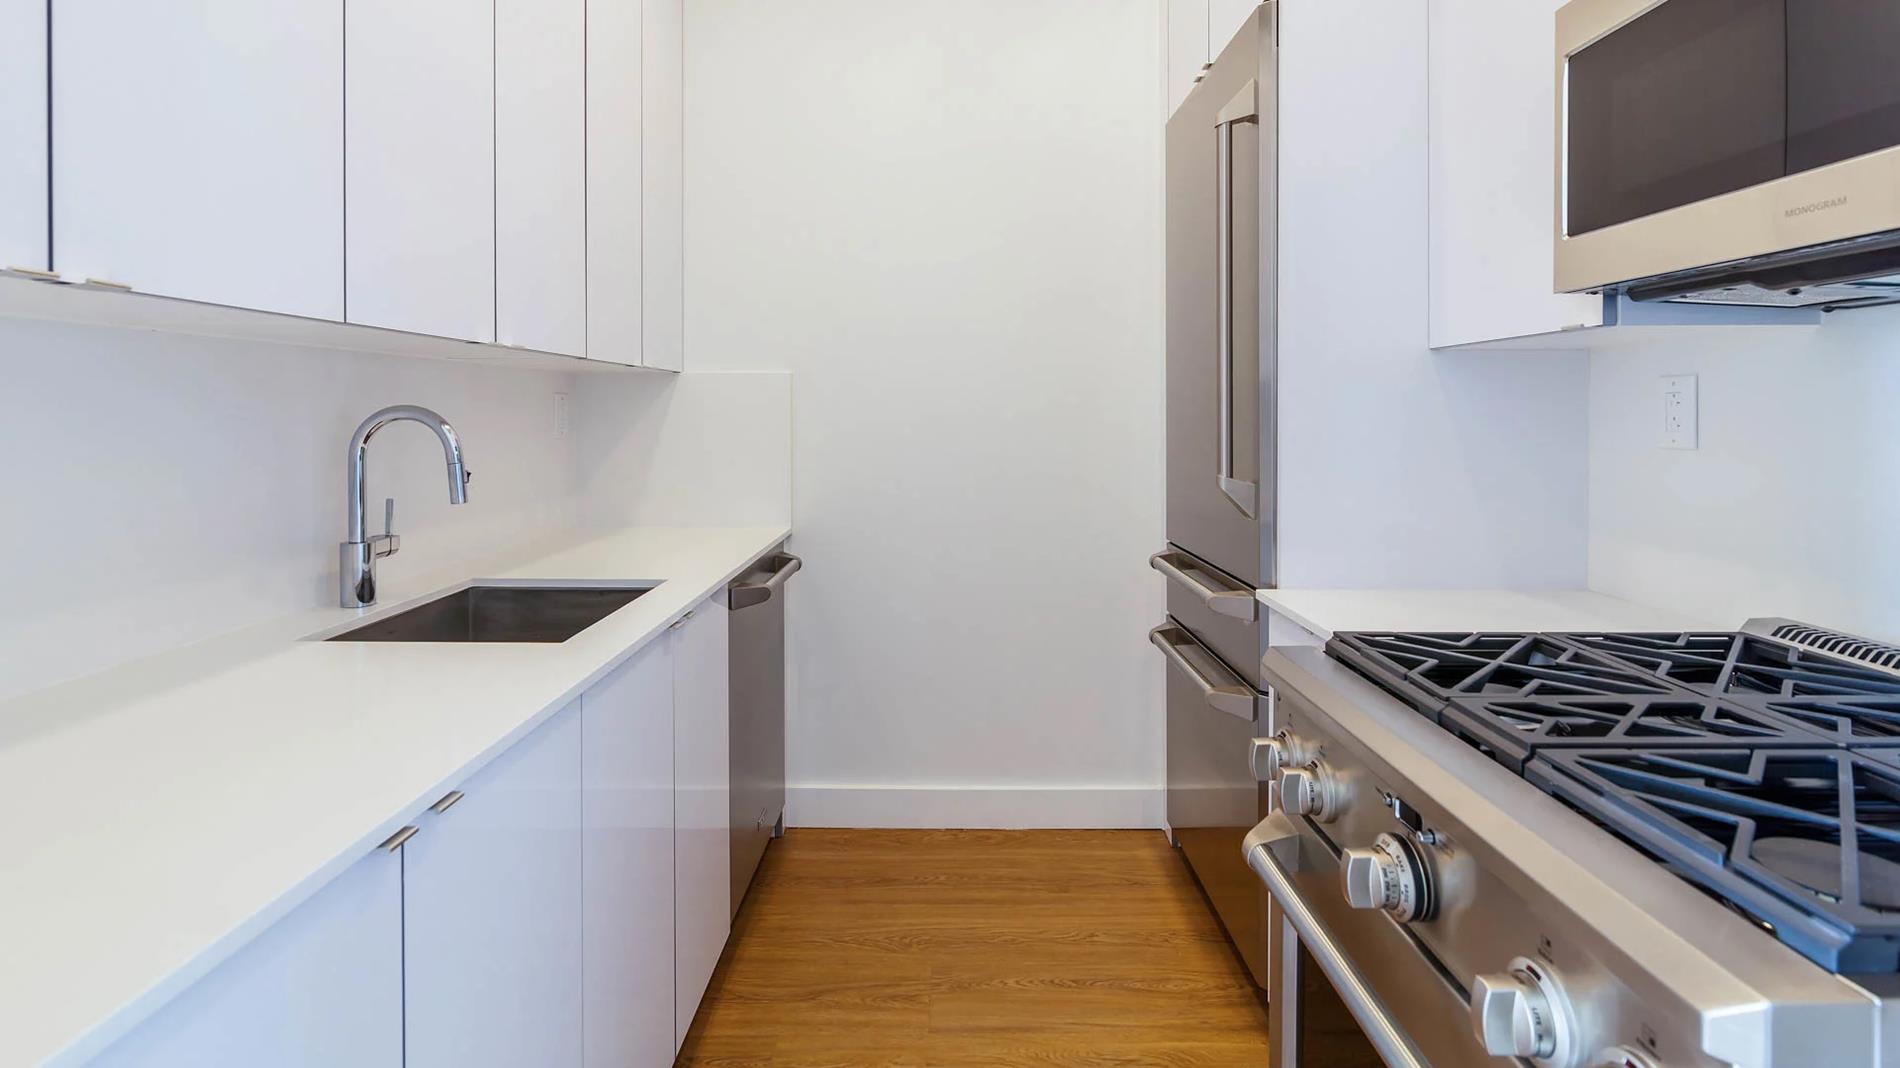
[328,584,656,643]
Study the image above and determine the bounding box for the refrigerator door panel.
[1154,546,1267,689]
[1156,621,1271,989]
[1166,6,1275,589]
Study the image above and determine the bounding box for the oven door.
[1245,812,1505,1068]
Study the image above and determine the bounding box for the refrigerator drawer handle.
[1149,624,1255,721]
[1215,79,1260,521]
[1149,551,1257,622]
[1244,813,1431,1068]
[729,553,803,610]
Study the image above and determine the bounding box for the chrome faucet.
[341,405,471,608]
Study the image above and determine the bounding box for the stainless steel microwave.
[1555,0,1900,310]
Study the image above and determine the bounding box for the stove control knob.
[1470,958,1580,1068]
[1278,762,1343,822]
[1249,730,1315,781]
[1340,833,1434,921]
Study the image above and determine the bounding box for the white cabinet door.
[88,849,402,1068]
[581,638,675,1068]
[50,0,343,316]
[0,0,46,273]
[672,599,730,1047]
[347,0,495,341]
[405,702,583,1068]
[1166,0,1209,117]
[1209,0,1258,59]
[584,0,643,367]
[1426,0,1602,348]
[641,0,685,372]
[497,0,585,355]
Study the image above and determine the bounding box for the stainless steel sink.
[327,584,657,643]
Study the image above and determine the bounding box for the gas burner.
[1560,632,1900,710]
[1326,632,1679,721]
[1528,748,1900,973]
[1439,695,1828,774]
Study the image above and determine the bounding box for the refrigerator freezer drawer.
[1154,620,1271,989]
[1153,546,1266,689]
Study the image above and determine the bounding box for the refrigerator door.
[1153,622,1271,989]
[1165,5,1276,589]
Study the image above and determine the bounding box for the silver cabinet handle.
[379,826,420,852]
[1149,624,1256,721]
[429,790,465,814]
[728,553,802,610]
[1244,813,1430,1068]
[1150,550,1257,621]
[1215,80,1259,520]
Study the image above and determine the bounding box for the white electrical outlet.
[553,391,570,439]
[1660,374,1697,450]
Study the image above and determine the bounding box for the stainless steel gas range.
[1246,620,1900,1067]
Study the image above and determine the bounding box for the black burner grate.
[1528,748,1900,973]
[1558,632,1900,710]
[1326,632,1679,721]
[1439,695,1831,774]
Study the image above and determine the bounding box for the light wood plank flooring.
[677,828,1271,1066]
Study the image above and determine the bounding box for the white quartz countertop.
[0,525,790,1068]
[1258,588,1723,642]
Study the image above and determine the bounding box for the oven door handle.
[1150,625,1257,720]
[1244,813,1432,1068]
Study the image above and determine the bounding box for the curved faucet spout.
[346,405,471,544]
[342,405,471,607]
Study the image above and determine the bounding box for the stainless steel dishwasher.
[726,550,800,916]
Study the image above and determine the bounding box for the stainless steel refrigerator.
[1152,1,1275,991]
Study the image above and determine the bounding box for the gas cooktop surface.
[1327,628,1900,975]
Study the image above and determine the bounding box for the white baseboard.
[786,784,1164,830]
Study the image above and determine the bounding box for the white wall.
[1273,0,1590,591]
[0,318,584,702]
[684,0,1166,828]
[1588,308,1900,640]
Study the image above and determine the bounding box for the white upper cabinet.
[404,702,584,1068]
[497,0,586,356]
[87,848,402,1068]
[1,0,47,274]
[673,598,731,1048]
[1427,0,1603,349]
[347,0,495,342]
[50,0,343,316]
[581,638,676,1068]
[641,0,685,372]
[585,0,644,367]
[1165,0,1209,118]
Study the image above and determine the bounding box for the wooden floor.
[677,829,1272,1066]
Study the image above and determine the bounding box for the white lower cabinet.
[582,638,677,1067]
[673,598,733,1047]
[86,621,743,1066]
[87,849,403,1068]
[403,701,584,1068]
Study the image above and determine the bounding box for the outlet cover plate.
[1660,374,1697,450]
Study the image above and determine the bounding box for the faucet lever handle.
[384,497,396,536]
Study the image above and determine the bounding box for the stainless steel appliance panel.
[1152,546,1266,689]
[1154,621,1269,987]
[727,551,799,917]
[1165,6,1276,590]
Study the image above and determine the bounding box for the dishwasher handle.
[729,553,802,610]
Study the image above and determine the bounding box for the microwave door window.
[1565,0,1785,236]
[1787,1,1900,174]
